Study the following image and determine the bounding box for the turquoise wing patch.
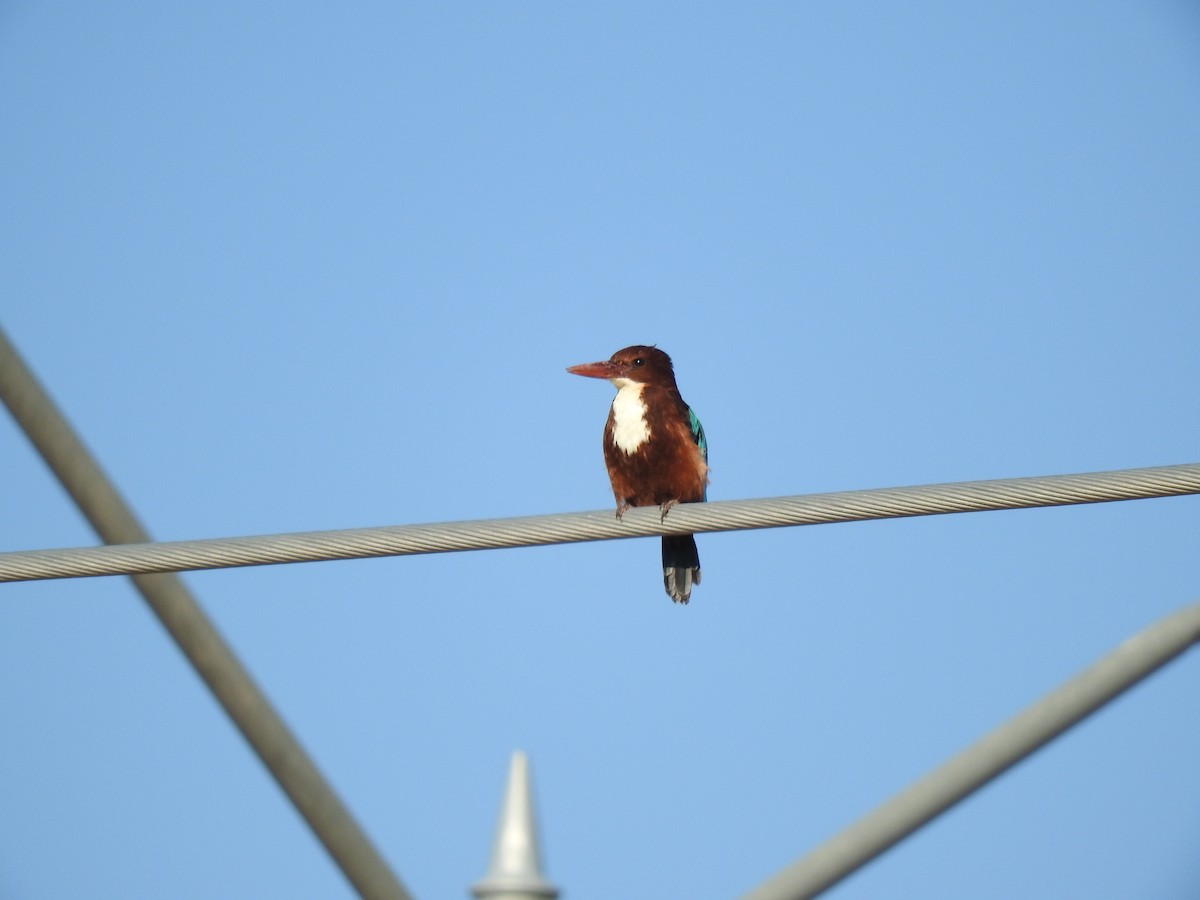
[687,406,708,461]
[687,406,709,501]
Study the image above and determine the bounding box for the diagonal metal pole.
[0,327,412,900]
[741,602,1200,900]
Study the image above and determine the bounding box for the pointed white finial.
[471,751,559,899]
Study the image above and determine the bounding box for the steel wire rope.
[1,463,1198,583]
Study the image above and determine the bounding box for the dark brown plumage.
[567,345,709,603]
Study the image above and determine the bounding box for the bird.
[566,345,708,603]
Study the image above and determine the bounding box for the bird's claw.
[659,499,677,522]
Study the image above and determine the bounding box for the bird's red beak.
[566,360,620,379]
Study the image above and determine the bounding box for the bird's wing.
[686,406,707,462]
[686,405,709,502]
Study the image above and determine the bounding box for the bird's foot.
[615,500,631,520]
[659,499,677,522]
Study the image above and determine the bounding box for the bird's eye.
[633,358,644,366]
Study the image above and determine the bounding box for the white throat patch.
[609,379,650,454]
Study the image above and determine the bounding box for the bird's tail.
[662,534,701,604]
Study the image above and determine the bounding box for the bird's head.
[566,345,676,389]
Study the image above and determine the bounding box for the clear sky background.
[2,3,1199,898]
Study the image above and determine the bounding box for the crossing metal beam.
[0,327,412,900]
[742,603,1200,900]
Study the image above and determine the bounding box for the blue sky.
[2,3,1199,898]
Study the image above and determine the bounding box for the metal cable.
[0,328,413,900]
[1,463,1198,583]
[741,602,1200,900]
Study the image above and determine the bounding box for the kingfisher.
[567,345,709,603]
